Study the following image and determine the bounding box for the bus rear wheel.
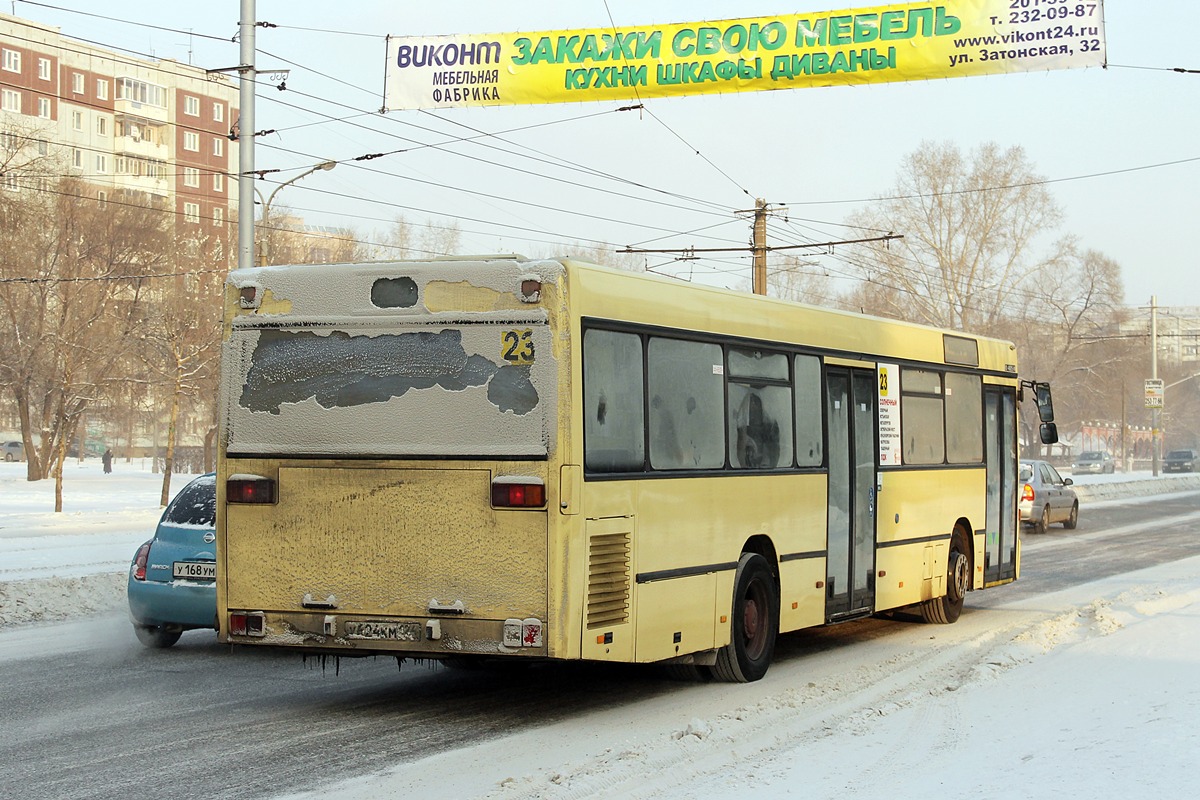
[921,529,969,625]
[712,553,779,683]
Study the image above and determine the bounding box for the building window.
[37,97,51,118]
[212,102,224,123]
[212,206,224,226]
[37,139,48,155]
[183,167,200,188]
[38,58,50,80]
[2,171,19,192]
[72,148,83,169]
[94,154,108,173]
[97,190,108,206]
[212,136,223,157]
[183,131,199,151]
[96,116,108,136]
[212,172,223,192]
[183,202,200,223]
[184,95,199,116]
[72,72,84,94]
[72,110,83,131]
[1,89,19,113]
[116,77,165,108]
[2,49,19,73]
[96,79,108,100]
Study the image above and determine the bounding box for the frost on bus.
[220,260,559,459]
[240,329,538,417]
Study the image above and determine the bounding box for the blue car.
[127,473,217,648]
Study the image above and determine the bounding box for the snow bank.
[0,460,192,628]
[0,573,127,626]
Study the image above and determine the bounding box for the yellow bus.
[216,255,1055,682]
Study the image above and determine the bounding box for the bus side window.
[647,338,725,470]
[728,348,792,470]
[794,355,823,467]
[583,329,645,472]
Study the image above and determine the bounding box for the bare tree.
[0,161,168,507]
[844,141,1070,335]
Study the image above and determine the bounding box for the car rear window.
[164,475,217,526]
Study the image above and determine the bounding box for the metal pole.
[1151,295,1159,477]
[237,0,256,271]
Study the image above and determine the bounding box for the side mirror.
[1040,422,1059,445]
[1035,383,1055,423]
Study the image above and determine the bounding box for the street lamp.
[254,160,336,266]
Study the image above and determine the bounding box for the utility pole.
[237,0,256,272]
[751,198,767,295]
[1151,295,1160,477]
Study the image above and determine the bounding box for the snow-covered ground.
[2,460,1198,798]
[0,459,198,625]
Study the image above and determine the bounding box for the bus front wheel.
[712,553,779,683]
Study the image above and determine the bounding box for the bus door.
[825,368,878,621]
[984,388,1018,582]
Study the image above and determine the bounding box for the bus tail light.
[229,612,266,637]
[1021,483,1035,503]
[491,478,545,508]
[503,617,543,647]
[227,475,276,504]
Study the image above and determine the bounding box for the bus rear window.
[223,324,554,458]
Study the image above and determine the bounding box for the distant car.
[1072,450,1115,475]
[127,473,217,648]
[3,441,23,462]
[1163,449,1200,473]
[1019,459,1079,534]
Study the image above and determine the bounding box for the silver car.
[2,441,23,462]
[1019,460,1079,534]
[1072,450,1115,474]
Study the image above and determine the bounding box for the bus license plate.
[343,620,422,641]
[173,561,215,580]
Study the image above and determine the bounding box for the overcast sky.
[14,1,1199,309]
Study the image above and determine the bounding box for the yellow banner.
[384,1,1105,109]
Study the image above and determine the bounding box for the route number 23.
[501,329,535,364]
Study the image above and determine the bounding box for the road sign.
[1145,378,1164,409]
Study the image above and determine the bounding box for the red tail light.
[132,540,152,581]
[227,476,276,504]
[229,612,266,637]
[491,479,546,508]
[1021,483,1035,503]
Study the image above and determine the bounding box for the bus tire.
[712,553,779,683]
[921,529,969,625]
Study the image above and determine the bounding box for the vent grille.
[587,532,630,629]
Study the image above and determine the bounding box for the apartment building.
[0,11,237,231]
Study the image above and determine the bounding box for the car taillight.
[491,478,546,508]
[227,475,276,504]
[132,540,152,581]
[1021,483,1035,503]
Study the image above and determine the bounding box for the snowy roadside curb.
[1071,474,1200,501]
[0,572,127,627]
